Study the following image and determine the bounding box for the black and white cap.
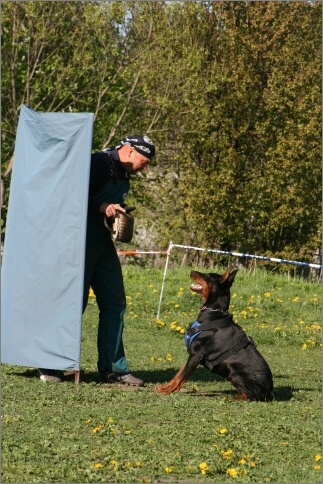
[116,135,155,159]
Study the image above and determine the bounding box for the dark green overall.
[83,176,130,374]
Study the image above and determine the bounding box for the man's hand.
[99,203,126,218]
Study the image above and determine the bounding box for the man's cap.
[116,135,155,159]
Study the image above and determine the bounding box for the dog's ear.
[220,268,238,287]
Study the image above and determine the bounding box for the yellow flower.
[89,288,95,298]
[85,419,92,424]
[92,424,104,433]
[219,428,228,434]
[264,292,271,298]
[94,462,103,469]
[180,328,185,334]
[165,466,175,473]
[314,465,321,471]
[176,326,182,331]
[221,449,233,459]
[238,458,247,465]
[107,417,114,424]
[166,353,173,362]
[110,460,118,470]
[250,461,256,467]
[174,304,179,308]
[240,310,248,318]
[199,462,209,474]
[301,343,307,350]
[314,454,322,461]
[292,296,299,302]
[136,461,143,467]
[227,468,238,477]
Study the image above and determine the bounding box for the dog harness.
[184,314,254,367]
[184,321,202,350]
[184,314,232,351]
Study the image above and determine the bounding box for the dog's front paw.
[155,383,172,394]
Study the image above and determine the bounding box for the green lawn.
[1,265,322,483]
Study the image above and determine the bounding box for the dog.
[155,268,274,401]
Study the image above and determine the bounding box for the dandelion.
[174,304,180,308]
[165,466,175,473]
[219,428,228,434]
[107,417,114,424]
[150,356,155,362]
[110,460,118,471]
[314,465,321,471]
[227,468,238,477]
[199,462,209,474]
[136,461,143,467]
[276,298,283,303]
[314,454,322,461]
[264,292,271,298]
[250,461,256,467]
[221,449,233,459]
[301,343,307,350]
[85,419,92,424]
[240,310,248,318]
[176,326,182,332]
[94,462,103,469]
[92,424,104,433]
[89,288,95,298]
[238,458,247,465]
[166,353,173,362]
[292,296,299,302]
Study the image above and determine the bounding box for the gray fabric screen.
[1,105,93,370]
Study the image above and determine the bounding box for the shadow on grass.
[9,367,294,401]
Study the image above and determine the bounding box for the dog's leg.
[155,354,202,394]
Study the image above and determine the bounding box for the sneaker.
[38,368,61,382]
[101,372,144,387]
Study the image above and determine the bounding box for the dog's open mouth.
[190,283,203,293]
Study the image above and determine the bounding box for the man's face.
[127,148,151,174]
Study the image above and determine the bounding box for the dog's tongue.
[190,283,202,292]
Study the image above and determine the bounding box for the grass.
[1,265,322,483]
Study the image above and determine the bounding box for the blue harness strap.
[184,321,202,350]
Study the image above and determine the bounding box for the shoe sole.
[105,377,144,387]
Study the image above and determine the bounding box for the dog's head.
[190,268,238,309]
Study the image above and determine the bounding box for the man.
[39,135,155,384]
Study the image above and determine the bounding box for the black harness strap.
[208,334,252,367]
[187,314,232,336]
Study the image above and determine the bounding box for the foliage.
[1,265,322,483]
[1,1,321,266]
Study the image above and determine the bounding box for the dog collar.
[199,306,224,312]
